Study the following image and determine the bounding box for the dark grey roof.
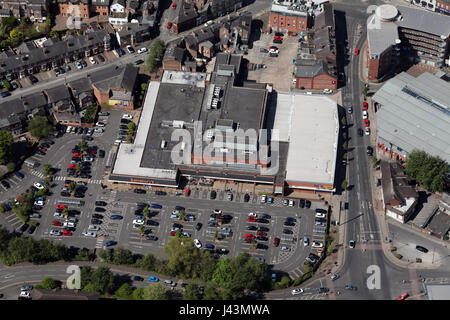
[127,0,139,9]
[112,0,126,7]
[174,1,197,24]
[91,64,138,93]
[117,23,151,37]
[69,78,93,95]
[91,0,110,4]
[396,5,450,37]
[163,46,186,62]
[45,85,72,103]
[0,98,24,119]
[295,60,328,78]
[22,92,48,111]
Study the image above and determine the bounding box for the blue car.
[268,197,273,204]
[116,48,125,56]
[205,243,215,249]
[103,240,116,248]
[151,203,162,209]
[148,276,159,282]
[1,92,11,98]
[110,215,123,220]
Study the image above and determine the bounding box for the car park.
[318,287,329,293]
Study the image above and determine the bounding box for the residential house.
[0,98,27,134]
[126,0,140,16]
[58,0,91,20]
[91,0,110,17]
[380,161,419,224]
[139,0,158,27]
[52,111,82,126]
[163,46,186,71]
[116,23,151,46]
[109,0,128,28]
[90,64,138,110]
[184,27,216,58]
[44,85,73,113]
[68,78,96,110]
[1,0,49,22]
[294,59,337,90]
[21,92,48,118]
[171,1,198,34]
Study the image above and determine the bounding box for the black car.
[283,229,293,234]
[133,275,144,281]
[99,150,105,158]
[172,223,183,229]
[244,194,250,202]
[119,124,128,130]
[195,223,202,231]
[415,245,429,253]
[155,191,166,196]
[19,224,29,233]
[284,221,295,227]
[316,208,327,214]
[256,218,269,224]
[367,146,373,156]
[120,119,130,124]
[358,128,363,137]
[1,180,10,189]
[74,193,85,198]
[32,205,42,211]
[260,214,271,219]
[286,217,296,222]
[64,227,76,232]
[36,149,46,155]
[247,225,257,231]
[94,207,106,212]
[275,32,284,37]
[95,201,107,206]
[175,206,185,211]
[146,235,158,241]
[147,220,159,226]
[256,236,268,241]
[60,191,71,197]
[222,214,233,221]
[210,190,217,199]
[13,171,24,179]
[97,55,105,62]
[29,75,38,83]
[134,59,144,65]
[305,200,311,208]
[80,173,90,179]
[91,219,102,225]
[257,226,269,232]
[92,214,104,219]
[299,199,305,208]
[273,39,282,44]
[318,287,329,293]
[134,189,146,194]
[256,243,268,250]
[27,225,36,234]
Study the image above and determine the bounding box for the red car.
[274,36,283,41]
[185,189,190,196]
[363,101,368,110]
[273,237,280,247]
[172,3,176,9]
[364,119,370,127]
[56,205,66,210]
[167,22,172,29]
[397,292,408,300]
[65,180,72,187]
[257,230,267,236]
[244,233,255,240]
[269,46,278,50]
[62,230,72,236]
[287,31,297,36]
[354,48,360,55]
[73,153,81,157]
[68,164,77,169]
[248,216,256,222]
[52,220,62,226]
[169,230,176,236]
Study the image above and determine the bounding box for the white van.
[24,159,38,168]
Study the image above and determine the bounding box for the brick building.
[91,0,110,16]
[1,0,49,22]
[58,0,91,20]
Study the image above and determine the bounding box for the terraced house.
[0,29,111,80]
[0,0,49,22]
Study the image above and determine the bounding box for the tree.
[115,283,133,300]
[142,205,149,219]
[136,253,156,271]
[43,163,53,176]
[90,266,114,294]
[68,181,77,192]
[27,116,53,139]
[0,130,13,164]
[405,150,448,192]
[178,210,185,221]
[112,247,134,265]
[49,29,59,39]
[40,277,58,290]
[341,180,348,190]
[146,38,165,72]
[143,283,167,300]
[126,134,133,143]
[183,283,202,300]
[342,141,348,150]
[341,117,347,127]
[362,86,369,96]
[2,80,12,91]
[371,156,378,168]
[127,122,136,135]
[139,225,146,237]
[131,287,145,300]
[78,139,89,152]
[6,162,15,173]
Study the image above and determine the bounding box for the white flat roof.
[161,70,206,88]
[278,93,338,186]
[112,81,177,180]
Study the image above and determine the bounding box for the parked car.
[137,47,148,54]
[126,45,135,54]
[110,215,123,220]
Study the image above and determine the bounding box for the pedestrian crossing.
[52,175,102,184]
[30,169,45,179]
[95,237,104,249]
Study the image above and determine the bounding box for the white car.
[137,47,147,54]
[33,182,44,190]
[315,212,326,219]
[213,209,222,214]
[171,210,179,219]
[182,232,191,238]
[95,121,106,127]
[54,212,64,218]
[89,57,96,64]
[365,127,371,136]
[204,20,214,26]
[323,89,333,93]
[269,49,279,54]
[292,288,304,295]
[288,199,294,207]
[194,239,202,248]
[133,219,145,225]
[330,274,340,281]
[122,114,133,120]
[281,246,291,252]
[303,237,309,246]
[349,240,355,248]
[362,110,368,120]
[126,45,134,53]
[50,229,62,236]
[248,212,257,218]
[19,291,31,299]
[75,61,83,70]
[312,241,323,248]
[34,200,44,206]
[66,126,73,133]
[94,128,104,133]
[63,221,75,228]
[82,231,97,238]
[260,195,267,203]
[88,225,100,231]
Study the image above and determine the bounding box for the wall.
[269,13,308,33]
[295,73,337,90]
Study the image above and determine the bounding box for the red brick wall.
[163,60,182,71]
[59,2,91,20]
[286,180,334,192]
[92,5,109,16]
[269,13,308,33]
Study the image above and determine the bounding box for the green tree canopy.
[78,139,88,152]
[115,283,133,300]
[0,130,13,164]
[182,283,202,300]
[112,247,134,265]
[90,266,114,294]
[143,283,167,300]
[405,150,448,192]
[27,116,52,139]
[40,277,58,290]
